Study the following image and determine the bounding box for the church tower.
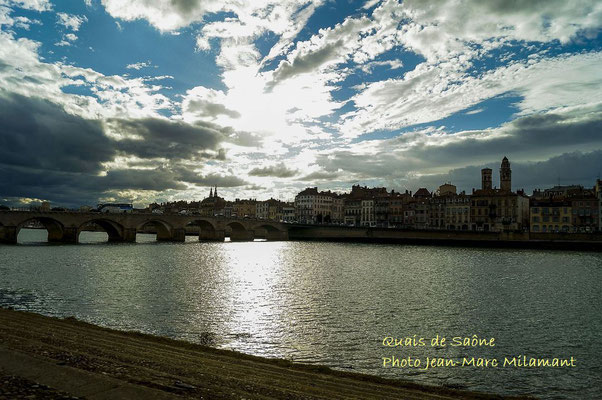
[481,168,492,190]
[214,186,218,198]
[209,187,213,198]
[500,157,511,192]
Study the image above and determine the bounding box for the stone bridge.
[0,211,289,244]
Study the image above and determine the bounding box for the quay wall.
[287,225,602,250]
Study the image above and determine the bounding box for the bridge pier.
[266,230,289,241]
[0,226,17,244]
[108,228,136,243]
[199,229,225,242]
[58,227,78,244]
[230,229,254,242]
[166,228,186,242]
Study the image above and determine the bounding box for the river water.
[1,229,601,399]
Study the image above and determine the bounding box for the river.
[1,229,601,399]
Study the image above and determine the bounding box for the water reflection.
[1,229,601,399]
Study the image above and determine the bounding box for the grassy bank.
[0,308,533,399]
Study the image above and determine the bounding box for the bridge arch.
[226,221,254,241]
[252,223,288,241]
[186,219,223,241]
[136,219,175,241]
[78,218,129,243]
[16,217,65,243]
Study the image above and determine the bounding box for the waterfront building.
[470,157,529,232]
[256,200,270,219]
[256,198,288,221]
[530,199,572,233]
[387,191,411,227]
[344,197,361,226]
[570,190,598,232]
[223,203,233,218]
[532,185,585,199]
[232,198,257,218]
[444,192,471,230]
[294,187,334,224]
[431,184,471,230]
[413,188,431,229]
[360,199,376,227]
[429,195,446,229]
[282,203,296,222]
[342,185,389,226]
[438,183,457,196]
[331,195,345,224]
[403,201,416,227]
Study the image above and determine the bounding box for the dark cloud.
[316,109,602,183]
[249,163,298,178]
[224,131,263,147]
[0,164,188,208]
[398,151,602,194]
[175,169,248,187]
[268,40,343,90]
[185,98,241,119]
[0,91,115,173]
[102,168,187,191]
[297,170,341,181]
[109,118,226,160]
[0,91,236,207]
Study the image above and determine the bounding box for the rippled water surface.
[1,229,601,399]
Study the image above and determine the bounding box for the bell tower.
[500,157,511,191]
[481,168,492,190]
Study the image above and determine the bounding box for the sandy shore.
[0,308,532,399]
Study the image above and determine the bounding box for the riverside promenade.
[0,308,531,399]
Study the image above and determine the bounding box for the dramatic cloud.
[248,163,298,178]
[0,91,114,173]
[176,169,249,187]
[107,118,226,161]
[312,107,602,189]
[182,87,241,120]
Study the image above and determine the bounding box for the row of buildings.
[148,187,297,222]
[145,157,601,233]
[294,157,529,232]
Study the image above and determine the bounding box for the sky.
[0,0,601,207]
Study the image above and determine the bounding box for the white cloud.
[0,0,51,12]
[0,30,173,120]
[56,12,88,31]
[55,33,78,46]
[100,0,223,32]
[126,61,152,70]
[341,51,602,138]
[0,5,41,29]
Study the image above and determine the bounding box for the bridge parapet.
[0,211,289,244]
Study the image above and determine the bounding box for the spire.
[209,187,213,197]
[214,186,218,197]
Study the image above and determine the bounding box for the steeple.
[500,156,512,191]
[209,187,213,198]
[214,186,218,198]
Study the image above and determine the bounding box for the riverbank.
[0,308,532,399]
